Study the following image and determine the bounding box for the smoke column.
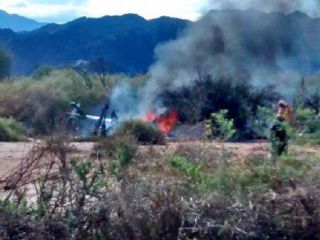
[110,0,320,118]
[139,3,320,107]
[205,0,320,18]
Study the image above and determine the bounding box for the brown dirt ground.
[0,142,94,177]
[1,140,318,178]
[0,140,318,201]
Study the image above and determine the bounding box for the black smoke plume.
[205,0,320,18]
[141,8,320,108]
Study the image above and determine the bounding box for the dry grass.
[0,139,319,239]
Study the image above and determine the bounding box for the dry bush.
[93,134,137,159]
[116,120,166,145]
[0,69,114,135]
[1,138,320,239]
[0,117,26,141]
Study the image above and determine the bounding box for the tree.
[32,65,53,80]
[73,60,93,89]
[90,57,109,87]
[0,47,11,80]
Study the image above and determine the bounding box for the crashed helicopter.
[67,101,180,138]
[67,101,118,137]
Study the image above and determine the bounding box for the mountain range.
[0,10,45,32]
[0,9,320,76]
[0,13,190,75]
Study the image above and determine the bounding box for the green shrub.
[0,69,114,135]
[0,117,26,141]
[95,134,136,157]
[250,106,274,139]
[109,138,137,178]
[116,120,165,145]
[287,104,320,145]
[169,155,202,183]
[32,65,53,80]
[161,77,277,131]
[95,135,137,177]
[115,141,137,167]
[205,109,237,141]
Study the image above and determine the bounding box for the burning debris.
[68,102,179,138]
[144,109,179,135]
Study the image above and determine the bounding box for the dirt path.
[0,142,94,176]
[0,141,267,175]
[0,141,318,178]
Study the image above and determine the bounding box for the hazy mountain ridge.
[0,10,45,32]
[0,13,190,75]
[1,10,320,75]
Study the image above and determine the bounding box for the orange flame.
[144,109,158,122]
[144,109,179,135]
[157,111,179,135]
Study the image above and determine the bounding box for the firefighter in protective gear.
[270,115,288,157]
[270,100,291,158]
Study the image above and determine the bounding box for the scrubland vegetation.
[0,136,319,239]
[0,117,26,141]
[0,52,320,239]
[0,67,319,143]
[0,67,149,139]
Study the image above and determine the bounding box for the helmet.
[278,100,288,108]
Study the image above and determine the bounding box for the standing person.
[270,100,290,159]
[270,115,288,158]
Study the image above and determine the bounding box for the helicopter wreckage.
[67,101,182,139]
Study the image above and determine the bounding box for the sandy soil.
[0,140,318,178]
[0,141,266,176]
[0,142,94,177]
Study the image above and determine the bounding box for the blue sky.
[0,0,205,23]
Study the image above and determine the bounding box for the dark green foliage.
[116,120,166,145]
[32,65,53,80]
[205,109,237,141]
[303,93,320,114]
[115,141,137,167]
[0,117,26,141]
[249,106,274,139]
[95,134,137,158]
[290,105,320,145]
[0,69,110,135]
[0,47,10,80]
[109,138,137,177]
[95,135,137,178]
[169,155,202,183]
[161,76,277,138]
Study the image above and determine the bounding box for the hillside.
[1,9,320,77]
[0,14,190,75]
[0,9,45,32]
